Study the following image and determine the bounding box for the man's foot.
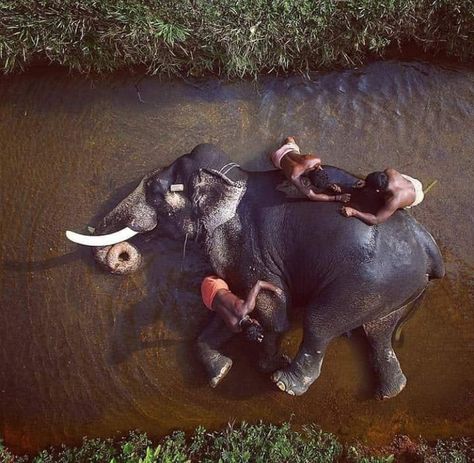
[283,136,296,145]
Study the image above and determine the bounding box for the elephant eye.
[146,178,161,192]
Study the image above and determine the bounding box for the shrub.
[0,0,473,76]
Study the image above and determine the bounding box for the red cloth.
[201,275,229,310]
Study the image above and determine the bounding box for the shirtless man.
[341,169,424,225]
[201,276,283,342]
[270,136,351,203]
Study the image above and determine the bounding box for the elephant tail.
[393,291,426,346]
[416,223,445,280]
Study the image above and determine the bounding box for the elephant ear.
[191,168,246,235]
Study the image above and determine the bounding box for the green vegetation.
[1,422,472,463]
[0,0,473,77]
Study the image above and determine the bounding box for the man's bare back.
[341,169,424,225]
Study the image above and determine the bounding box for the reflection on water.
[0,62,473,453]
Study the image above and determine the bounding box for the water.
[0,61,473,453]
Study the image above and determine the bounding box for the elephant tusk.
[65,227,139,247]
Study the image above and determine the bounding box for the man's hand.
[341,206,356,217]
[336,193,351,203]
[239,316,264,343]
[329,183,342,193]
[274,287,284,297]
[258,281,284,297]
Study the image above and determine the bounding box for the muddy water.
[0,62,473,453]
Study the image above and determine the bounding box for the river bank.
[1,422,472,462]
[1,1,473,77]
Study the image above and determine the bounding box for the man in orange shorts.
[201,276,283,342]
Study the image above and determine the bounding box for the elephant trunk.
[66,179,157,275]
[93,241,142,275]
[91,212,145,275]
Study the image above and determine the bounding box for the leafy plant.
[0,0,472,76]
[1,425,472,462]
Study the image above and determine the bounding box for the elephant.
[67,143,445,398]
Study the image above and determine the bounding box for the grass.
[0,422,473,463]
[0,1,473,77]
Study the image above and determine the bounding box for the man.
[341,169,424,225]
[201,276,283,342]
[270,136,350,203]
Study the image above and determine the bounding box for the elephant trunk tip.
[94,241,142,275]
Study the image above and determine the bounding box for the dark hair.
[307,168,329,191]
[365,171,388,191]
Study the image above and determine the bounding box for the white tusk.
[65,227,139,247]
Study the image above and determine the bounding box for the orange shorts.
[201,276,229,310]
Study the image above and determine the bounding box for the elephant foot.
[371,348,407,400]
[258,353,291,374]
[271,368,313,396]
[206,353,233,388]
[376,371,407,400]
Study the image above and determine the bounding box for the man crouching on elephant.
[341,169,424,225]
[201,276,283,345]
[271,136,351,203]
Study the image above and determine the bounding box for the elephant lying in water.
[67,144,444,398]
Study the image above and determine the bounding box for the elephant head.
[66,144,246,274]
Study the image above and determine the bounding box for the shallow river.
[0,61,473,453]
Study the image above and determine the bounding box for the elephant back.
[308,165,384,213]
[308,165,361,192]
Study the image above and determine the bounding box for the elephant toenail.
[288,390,295,396]
[276,381,286,391]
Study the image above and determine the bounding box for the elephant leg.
[272,307,331,396]
[363,306,410,400]
[258,331,290,373]
[196,314,236,388]
[254,289,291,373]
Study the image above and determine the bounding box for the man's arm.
[341,199,399,225]
[290,175,350,203]
[307,190,351,203]
[244,280,283,313]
